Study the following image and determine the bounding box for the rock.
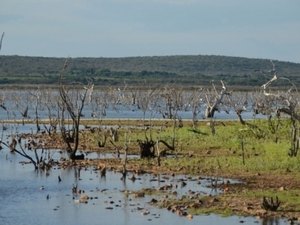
[158,184,172,191]
[134,192,145,198]
[141,210,150,216]
[186,214,193,220]
[279,186,286,191]
[255,209,267,216]
[79,194,89,203]
[181,181,187,187]
[150,198,158,204]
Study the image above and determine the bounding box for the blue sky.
[1,0,300,63]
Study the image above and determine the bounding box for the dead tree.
[138,86,183,159]
[29,89,42,133]
[135,87,159,158]
[1,136,54,170]
[226,92,248,125]
[159,86,184,147]
[58,59,94,160]
[42,90,59,136]
[137,87,158,126]
[187,87,204,129]
[91,89,109,119]
[205,80,230,118]
[259,60,300,156]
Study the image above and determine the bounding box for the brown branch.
[277,107,300,121]
[1,139,38,169]
[158,139,175,151]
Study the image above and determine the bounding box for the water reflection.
[262,217,281,225]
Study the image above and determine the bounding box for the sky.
[1,0,300,63]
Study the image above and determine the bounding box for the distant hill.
[0,55,299,87]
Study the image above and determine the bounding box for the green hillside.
[0,55,299,87]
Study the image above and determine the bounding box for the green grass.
[79,118,300,175]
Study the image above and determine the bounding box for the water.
[0,149,288,225]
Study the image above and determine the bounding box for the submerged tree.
[0,133,55,170]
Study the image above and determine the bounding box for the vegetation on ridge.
[0,55,299,86]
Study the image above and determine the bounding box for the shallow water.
[0,148,289,225]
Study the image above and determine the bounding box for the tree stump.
[261,196,281,211]
[138,139,155,158]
